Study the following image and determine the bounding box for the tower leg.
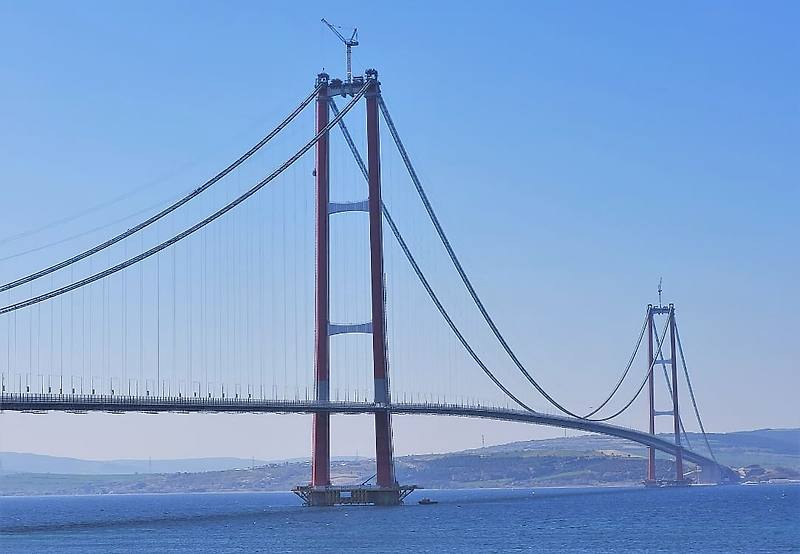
[365,72,396,488]
[669,305,684,482]
[647,305,657,483]
[312,74,331,488]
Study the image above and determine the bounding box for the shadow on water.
[0,505,308,534]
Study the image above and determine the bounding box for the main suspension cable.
[379,96,649,420]
[330,98,536,413]
[0,194,180,263]
[0,85,321,293]
[0,82,369,315]
[378,97,581,415]
[653,322,694,449]
[674,316,717,462]
[582,309,648,418]
[658,356,694,449]
[0,155,203,247]
[586,310,672,422]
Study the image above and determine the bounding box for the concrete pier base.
[292,484,417,506]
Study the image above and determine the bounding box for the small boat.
[418,497,438,505]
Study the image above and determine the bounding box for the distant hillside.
[477,428,800,470]
[1,428,797,496]
[0,454,685,496]
[0,453,271,475]
[0,452,366,476]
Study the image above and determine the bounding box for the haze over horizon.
[0,1,797,462]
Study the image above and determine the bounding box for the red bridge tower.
[294,70,416,506]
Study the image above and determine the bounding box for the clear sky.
[0,1,797,462]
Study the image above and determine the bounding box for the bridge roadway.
[1,393,736,482]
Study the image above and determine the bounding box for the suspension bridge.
[0,70,737,506]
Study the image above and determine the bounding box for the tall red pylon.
[645,303,687,487]
[365,72,397,489]
[311,73,331,489]
[294,70,414,506]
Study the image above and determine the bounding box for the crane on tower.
[321,18,359,83]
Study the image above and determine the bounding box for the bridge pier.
[697,463,724,484]
[293,484,416,507]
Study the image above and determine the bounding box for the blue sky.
[0,1,797,460]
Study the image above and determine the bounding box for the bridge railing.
[2,392,520,413]
[0,392,629,429]
[0,392,726,464]
[0,392,672,439]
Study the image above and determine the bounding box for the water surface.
[1,485,797,552]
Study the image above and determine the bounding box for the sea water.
[1,484,798,552]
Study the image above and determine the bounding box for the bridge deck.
[1,393,735,480]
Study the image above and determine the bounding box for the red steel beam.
[312,74,331,487]
[366,71,396,488]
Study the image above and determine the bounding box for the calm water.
[1,485,798,552]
